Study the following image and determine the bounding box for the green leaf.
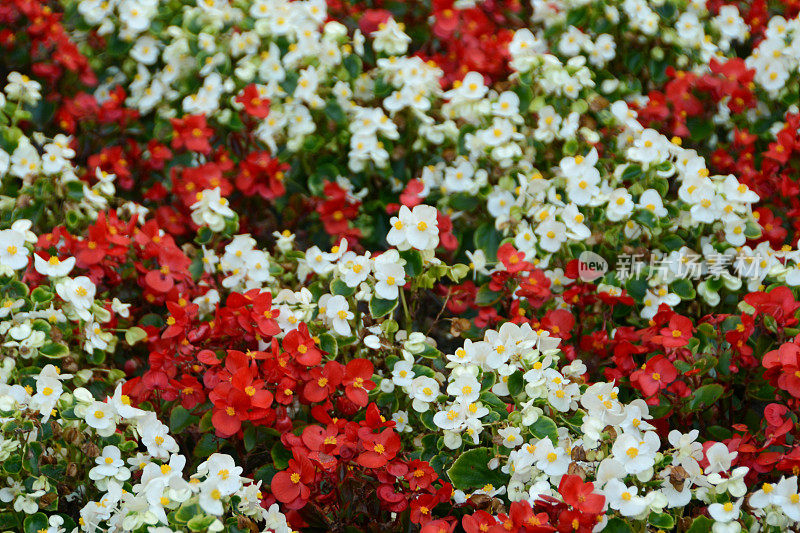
[125,326,147,346]
[648,512,675,529]
[448,193,480,211]
[244,426,257,452]
[686,116,713,140]
[508,371,524,396]
[330,278,356,297]
[169,405,193,434]
[475,286,502,306]
[38,342,68,359]
[399,249,423,277]
[625,277,648,301]
[688,384,724,411]
[31,287,53,303]
[662,234,685,252]
[188,515,217,531]
[633,209,657,228]
[671,278,696,300]
[744,221,761,239]
[529,416,558,443]
[318,332,337,358]
[473,223,501,261]
[195,226,213,245]
[604,517,634,533]
[343,54,362,79]
[0,514,20,531]
[446,448,509,491]
[23,512,48,533]
[174,502,200,524]
[271,441,292,470]
[419,409,438,431]
[479,391,508,417]
[324,100,346,125]
[621,164,643,181]
[687,516,713,533]
[369,295,398,318]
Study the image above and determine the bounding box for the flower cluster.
[2,0,800,531]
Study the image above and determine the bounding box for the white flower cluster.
[0,72,121,220]
[383,323,800,531]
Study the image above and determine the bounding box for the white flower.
[446,374,480,404]
[371,18,411,56]
[748,481,776,509]
[391,410,410,432]
[637,189,668,218]
[612,431,660,474]
[322,294,354,336]
[772,476,800,521]
[498,426,523,448]
[373,249,406,300]
[55,276,96,320]
[604,479,648,517]
[198,453,243,496]
[535,219,567,253]
[532,437,569,476]
[108,383,144,420]
[89,446,130,483]
[607,188,634,221]
[138,413,178,459]
[5,72,41,103]
[198,479,225,515]
[0,228,29,270]
[391,360,415,387]
[191,188,235,232]
[433,403,466,431]
[708,466,748,498]
[704,442,737,474]
[387,204,439,251]
[85,400,117,436]
[32,253,75,277]
[338,252,372,287]
[443,71,487,102]
[409,376,439,411]
[708,498,742,523]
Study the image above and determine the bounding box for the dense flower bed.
[1,0,800,531]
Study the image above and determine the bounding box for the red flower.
[421,520,456,533]
[655,314,693,348]
[283,323,322,366]
[558,475,605,515]
[542,309,575,340]
[358,427,400,468]
[301,424,342,468]
[176,375,205,410]
[231,367,274,409]
[235,151,288,200]
[630,354,678,397]
[211,388,250,437]
[251,291,281,337]
[744,286,800,327]
[170,114,213,154]
[462,511,498,533]
[162,301,197,339]
[763,342,800,398]
[404,460,438,491]
[303,361,344,403]
[235,84,270,118]
[271,451,315,507]
[343,359,375,406]
[498,243,533,274]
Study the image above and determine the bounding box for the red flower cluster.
[273,402,451,522]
